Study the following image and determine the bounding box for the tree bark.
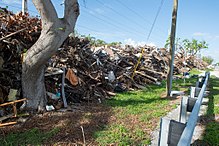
[22,0,79,112]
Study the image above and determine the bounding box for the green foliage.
[182,39,208,55]
[0,128,59,146]
[164,35,171,49]
[164,37,208,56]
[108,41,122,47]
[202,56,214,65]
[164,35,180,50]
[80,34,107,47]
[95,39,106,47]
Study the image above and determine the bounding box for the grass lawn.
[0,77,198,145]
[201,76,219,145]
[190,68,202,75]
[0,128,59,146]
[94,78,197,145]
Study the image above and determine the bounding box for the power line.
[95,0,150,33]
[81,5,151,39]
[115,0,167,37]
[147,0,165,41]
[77,24,125,40]
[81,8,165,44]
[94,0,166,43]
[80,7,147,39]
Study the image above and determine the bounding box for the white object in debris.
[108,71,115,82]
[46,105,55,111]
[170,90,184,97]
[47,92,60,100]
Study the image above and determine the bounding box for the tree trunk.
[22,30,68,112]
[22,65,46,111]
[22,0,79,112]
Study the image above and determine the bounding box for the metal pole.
[166,0,178,96]
[22,0,28,14]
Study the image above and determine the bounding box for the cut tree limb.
[0,27,27,41]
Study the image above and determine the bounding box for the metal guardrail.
[158,72,210,146]
[177,72,210,146]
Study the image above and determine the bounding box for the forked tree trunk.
[22,0,79,112]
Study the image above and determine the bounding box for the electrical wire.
[81,5,150,38]
[80,7,148,39]
[147,0,165,41]
[95,0,148,32]
[115,0,167,36]
[94,0,166,43]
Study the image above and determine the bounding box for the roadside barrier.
[158,72,210,146]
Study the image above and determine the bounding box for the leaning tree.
[22,0,79,112]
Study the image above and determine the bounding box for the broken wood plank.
[0,98,27,107]
[0,121,17,127]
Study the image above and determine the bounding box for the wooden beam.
[0,122,17,127]
[0,98,27,107]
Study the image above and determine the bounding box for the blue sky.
[1,0,219,63]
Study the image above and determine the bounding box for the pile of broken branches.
[0,8,41,103]
[0,8,207,108]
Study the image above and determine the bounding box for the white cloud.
[89,8,104,15]
[95,8,104,14]
[193,32,208,37]
[88,10,95,15]
[124,38,156,47]
[192,32,219,42]
[91,31,126,38]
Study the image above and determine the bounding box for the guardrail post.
[179,96,197,123]
[159,118,171,146]
[190,87,201,98]
[179,96,188,123]
[159,118,186,146]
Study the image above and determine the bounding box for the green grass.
[202,76,219,145]
[0,77,199,146]
[190,68,202,75]
[94,78,198,145]
[0,128,59,146]
[205,68,214,72]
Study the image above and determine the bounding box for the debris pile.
[0,8,41,104]
[46,40,169,103]
[0,8,208,109]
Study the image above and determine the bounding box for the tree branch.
[32,0,59,28]
[64,0,80,28]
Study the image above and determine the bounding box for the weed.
[0,128,59,146]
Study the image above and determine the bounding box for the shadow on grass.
[0,103,113,145]
[106,86,177,108]
[106,96,173,107]
[106,78,198,108]
[192,76,219,146]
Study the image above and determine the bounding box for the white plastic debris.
[108,71,115,82]
[46,105,55,111]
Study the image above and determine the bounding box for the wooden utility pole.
[22,0,28,14]
[166,0,178,96]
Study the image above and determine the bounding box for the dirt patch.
[0,103,112,145]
